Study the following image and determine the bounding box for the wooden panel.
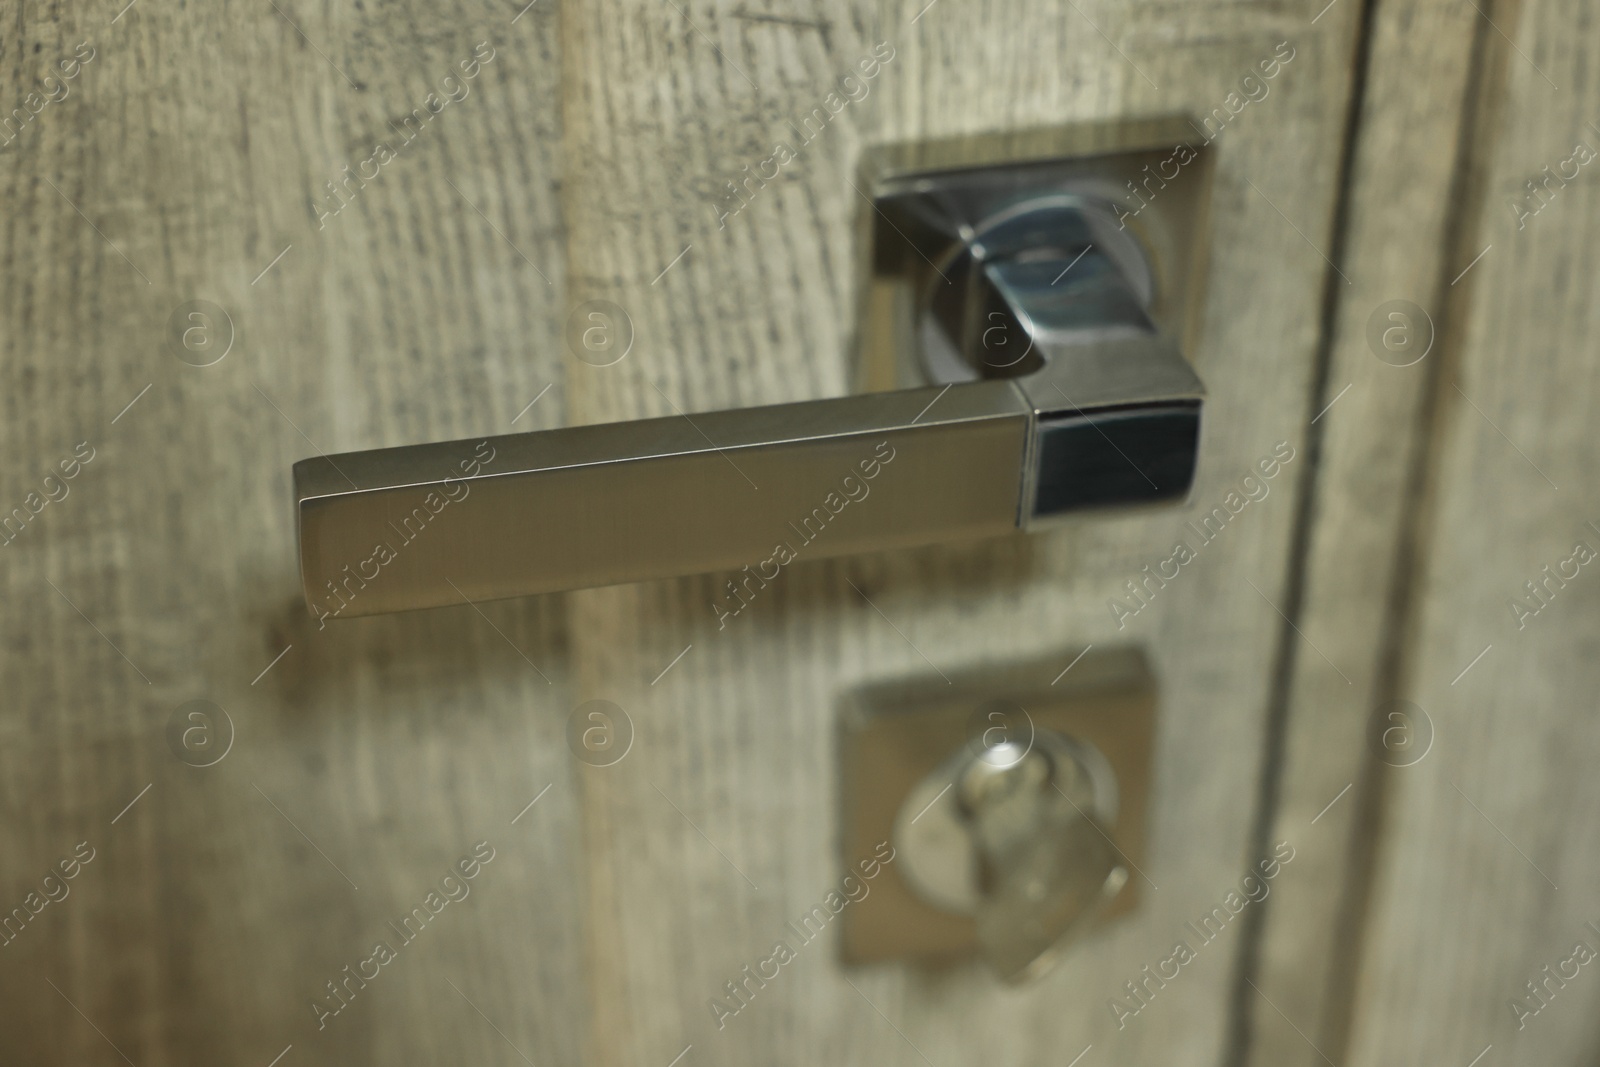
[558,2,1364,1065]
[1243,0,1489,1063]
[12,0,1523,1063]
[0,3,582,1065]
[1343,0,1600,1062]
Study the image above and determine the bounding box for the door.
[0,0,1565,1065]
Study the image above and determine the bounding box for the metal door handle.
[294,130,1210,620]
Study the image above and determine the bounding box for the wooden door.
[0,0,1534,1065]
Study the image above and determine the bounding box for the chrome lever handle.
[294,381,1028,620]
[294,347,1197,621]
[294,134,1210,620]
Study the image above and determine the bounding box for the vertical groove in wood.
[1316,2,1515,1061]
[1342,0,1600,1060]
[1224,0,1385,1057]
[1239,0,1505,1064]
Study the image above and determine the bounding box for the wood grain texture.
[1241,0,1490,1064]
[7,0,1507,1063]
[0,2,582,1065]
[1343,0,1600,1062]
[557,2,1364,1065]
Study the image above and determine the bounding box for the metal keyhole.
[895,730,1128,981]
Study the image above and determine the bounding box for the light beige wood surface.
[558,3,1366,1066]
[1243,0,1496,1063]
[0,2,583,1065]
[5,0,1534,1065]
[1343,0,1600,1061]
